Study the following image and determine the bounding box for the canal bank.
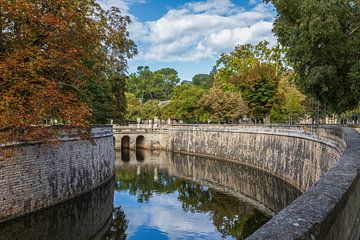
[114,124,360,240]
[0,126,115,224]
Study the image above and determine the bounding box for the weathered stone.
[115,125,360,240]
[0,126,115,224]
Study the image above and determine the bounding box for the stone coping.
[1,126,113,148]
[247,127,360,239]
[169,125,346,155]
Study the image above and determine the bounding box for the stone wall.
[170,126,345,192]
[0,126,115,224]
[0,179,114,240]
[166,125,359,240]
[247,127,360,240]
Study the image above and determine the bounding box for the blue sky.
[100,0,276,80]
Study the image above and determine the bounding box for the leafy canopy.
[127,66,180,104]
[266,0,360,113]
[215,42,285,123]
[0,0,136,143]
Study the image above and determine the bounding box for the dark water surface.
[0,150,301,240]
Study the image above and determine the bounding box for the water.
[0,150,301,240]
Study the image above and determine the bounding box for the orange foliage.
[0,0,135,148]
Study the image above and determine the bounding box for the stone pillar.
[137,118,141,129]
[154,116,160,129]
[148,120,153,129]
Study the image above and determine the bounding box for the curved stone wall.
[0,126,115,224]
[170,126,345,192]
[169,125,360,239]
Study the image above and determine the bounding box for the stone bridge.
[113,124,170,150]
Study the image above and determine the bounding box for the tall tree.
[127,66,180,103]
[271,73,306,123]
[266,0,360,113]
[192,74,213,89]
[0,1,136,144]
[215,42,284,123]
[200,85,248,123]
[127,66,153,104]
[161,83,208,122]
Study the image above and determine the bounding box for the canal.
[0,150,301,240]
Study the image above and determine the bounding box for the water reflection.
[0,150,301,240]
[101,206,128,240]
[112,149,302,239]
[121,148,130,162]
[0,180,115,240]
[135,149,145,162]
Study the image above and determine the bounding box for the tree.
[200,85,248,123]
[271,73,306,123]
[127,66,180,103]
[161,84,208,122]
[192,74,213,89]
[215,42,284,123]
[0,1,136,144]
[153,68,181,99]
[127,66,153,104]
[266,0,360,113]
[125,93,141,122]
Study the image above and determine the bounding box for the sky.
[99,0,277,81]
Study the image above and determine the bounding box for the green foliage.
[200,85,248,122]
[192,74,213,89]
[161,84,208,122]
[140,100,161,120]
[125,93,140,122]
[271,74,306,123]
[127,66,180,104]
[267,0,360,113]
[81,77,113,124]
[125,93,160,121]
[215,42,284,123]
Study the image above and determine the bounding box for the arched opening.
[121,136,130,162]
[121,136,130,149]
[136,135,145,149]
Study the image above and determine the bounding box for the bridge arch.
[136,135,145,149]
[121,136,130,149]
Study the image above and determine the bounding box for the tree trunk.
[263,111,270,124]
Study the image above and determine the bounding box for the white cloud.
[101,0,276,62]
[249,0,260,5]
[184,0,239,15]
[119,192,222,239]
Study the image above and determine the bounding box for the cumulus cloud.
[102,0,276,62]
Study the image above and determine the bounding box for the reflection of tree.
[115,165,270,239]
[115,166,180,203]
[177,182,269,239]
[101,206,128,240]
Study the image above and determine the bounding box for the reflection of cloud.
[99,0,276,62]
[116,191,227,239]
